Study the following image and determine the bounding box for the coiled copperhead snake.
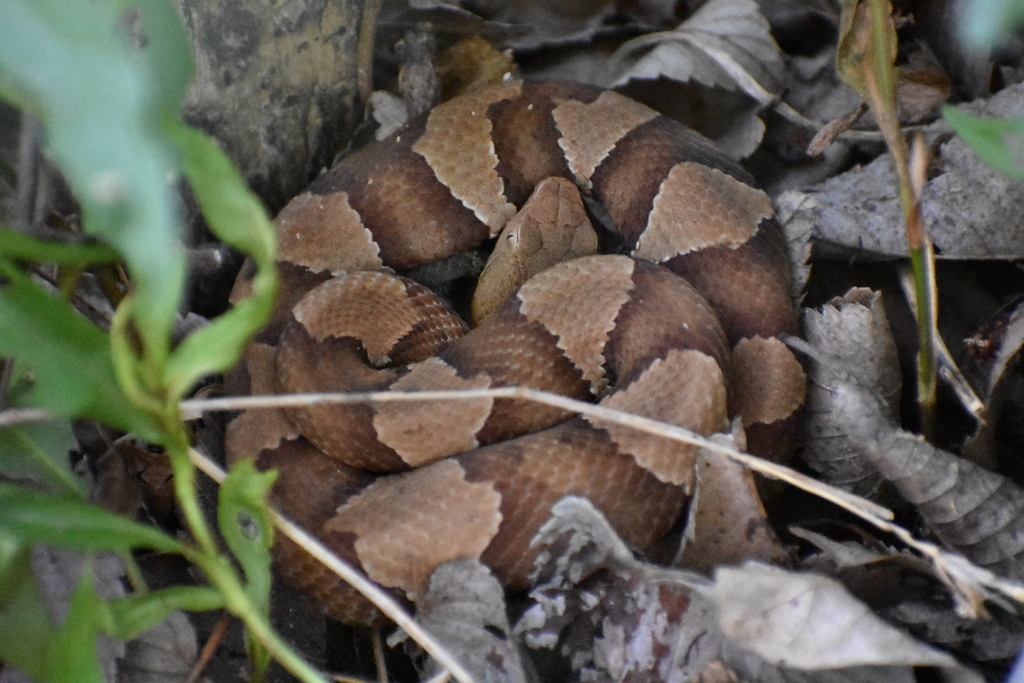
[225,79,807,625]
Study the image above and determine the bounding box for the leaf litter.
[8,0,1024,680]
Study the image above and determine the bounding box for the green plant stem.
[158,415,328,683]
[864,0,937,433]
[176,542,329,683]
[909,245,937,434]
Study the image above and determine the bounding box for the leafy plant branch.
[0,1,339,681]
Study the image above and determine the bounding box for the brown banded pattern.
[226,79,806,624]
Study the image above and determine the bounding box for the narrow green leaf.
[47,567,107,683]
[0,551,55,680]
[162,122,278,401]
[943,105,1024,179]
[0,227,121,266]
[0,420,86,498]
[0,0,186,365]
[0,531,32,608]
[218,459,277,678]
[129,0,195,113]
[0,483,184,555]
[219,460,276,603]
[106,586,223,641]
[0,266,160,440]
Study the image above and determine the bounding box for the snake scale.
[225,79,807,625]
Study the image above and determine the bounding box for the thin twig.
[0,406,53,428]
[186,447,478,683]
[10,385,1021,615]
[182,387,892,519]
[182,385,1024,608]
[185,612,230,683]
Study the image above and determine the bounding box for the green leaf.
[0,550,55,680]
[218,459,277,678]
[961,0,1024,48]
[0,531,32,608]
[0,0,187,366]
[0,267,160,440]
[943,105,1024,179]
[106,586,223,641]
[0,227,121,267]
[130,0,195,112]
[47,566,108,683]
[162,122,278,402]
[0,420,86,498]
[218,460,276,604]
[0,482,184,555]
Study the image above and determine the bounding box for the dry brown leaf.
[894,55,953,124]
[119,610,199,683]
[437,35,517,99]
[801,288,901,495]
[807,104,867,156]
[776,82,1024,260]
[516,496,727,682]
[398,558,529,683]
[405,0,617,50]
[713,562,964,671]
[793,527,1024,663]
[835,0,897,110]
[611,0,784,98]
[518,498,984,681]
[833,381,1024,584]
[905,0,992,101]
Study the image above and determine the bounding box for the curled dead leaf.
[833,381,1024,584]
[801,288,901,494]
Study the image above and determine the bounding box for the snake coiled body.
[226,80,806,624]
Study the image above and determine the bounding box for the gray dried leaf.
[519,499,983,681]
[791,526,901,569]
[517,496,719,680]
[776,196,813,303]
[791,528,1024,663]
[119,610,199,683]
[407,0,617,50]
[611,0,784,99]
[882,600,1024,664]
[396,24,440,117]
[801,288,901,494]
[777,82,1024,260]
[407,558,529,683]
[527,496,640,590]
[713,562,961,670]
[371,90,412,141]
[32,547,126,683]
[832,382,1024,583]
